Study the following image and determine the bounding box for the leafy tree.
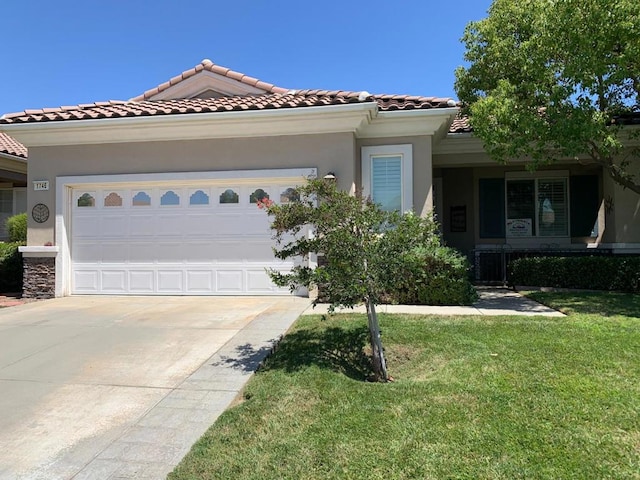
[455,0,640,195]
[258,178,442,382]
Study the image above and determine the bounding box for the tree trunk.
[366,299,388,382]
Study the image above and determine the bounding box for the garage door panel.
[129,214,155,237]
[214,241,258,262]
[184,243,216,264]
[186,270,215,292]
[101,243,129,263]
[74,270,99,293]
[217,270,244,292]
[129,270,155,292]
[157,270,184,292]
[73,216,100,238]
[184,214,217,236]
[73,242,101,263]
[129,243,156,263]
[101,271,127,293]
[71,180,303,295]
[241,240,277,261]
[156,214,186,236]
[215,213,257,235]
[100,215,128,238]
[246,270,277,292]
[155,243,184,263]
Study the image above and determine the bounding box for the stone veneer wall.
[23,257,56,299]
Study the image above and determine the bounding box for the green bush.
[509,256,640,293]
[0,242,23,292]
[5,212,27,243]
[374,212,477,306]
[385,245,478,305]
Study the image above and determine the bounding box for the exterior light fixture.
[323,172,336,181]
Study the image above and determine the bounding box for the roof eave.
[358,107,460,138]
[0,153,28,175]
[0,102,378,147]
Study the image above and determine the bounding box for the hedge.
[5,213,27,243]
[0,242,23,293]
[509,256,640,293]
[384,246,478,306]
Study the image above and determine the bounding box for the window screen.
[371,155,402,211]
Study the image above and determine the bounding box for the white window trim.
[361,144,413,212]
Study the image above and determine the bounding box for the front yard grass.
[169,293,640,480]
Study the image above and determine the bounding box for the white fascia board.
[0,154,28,173]
[358,107,459,138]
[433,133,486,155]
[0,103,377,147]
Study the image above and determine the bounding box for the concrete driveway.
[0,295,310,480]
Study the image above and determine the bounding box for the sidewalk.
[303,287,564,317]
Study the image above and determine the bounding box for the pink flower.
[256,198,274,209]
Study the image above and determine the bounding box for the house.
[0,59,638,297]
[0,133,27,240]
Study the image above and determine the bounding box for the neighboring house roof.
[449,115,472,134]
[0,59,457,125]
[0,132,27,158]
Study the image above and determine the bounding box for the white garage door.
[70,181,302,295]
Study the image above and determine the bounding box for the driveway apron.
[0,295,310,480]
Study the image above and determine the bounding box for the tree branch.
[588,140,640,194]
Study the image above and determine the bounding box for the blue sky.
[1,0,492,116]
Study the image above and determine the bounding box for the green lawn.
[169,293,640,480]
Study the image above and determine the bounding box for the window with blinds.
[505,177,568,237]
[361,144,412,213]
[538,178,568,236]
[371,155,402,212]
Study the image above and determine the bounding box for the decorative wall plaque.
[32,203,50,223]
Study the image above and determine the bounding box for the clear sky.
[1,0,492,116]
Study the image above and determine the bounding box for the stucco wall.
[439,167,475,254]
[605,161,640,244]
[26,132,357,245]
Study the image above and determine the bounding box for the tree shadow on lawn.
[214,325,374,381]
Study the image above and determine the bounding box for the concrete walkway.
[0,296,310,480]
[304,287,564,317]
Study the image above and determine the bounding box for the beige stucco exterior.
[602,161,640,244]
[22,130,640,253]
[24,132,436,247]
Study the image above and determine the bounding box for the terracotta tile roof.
[449,115,472,133]
[0,132,27,158]
[0,91,457,125]
[131,59,290,101]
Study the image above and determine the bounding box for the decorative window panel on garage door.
[71,183,300,295]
